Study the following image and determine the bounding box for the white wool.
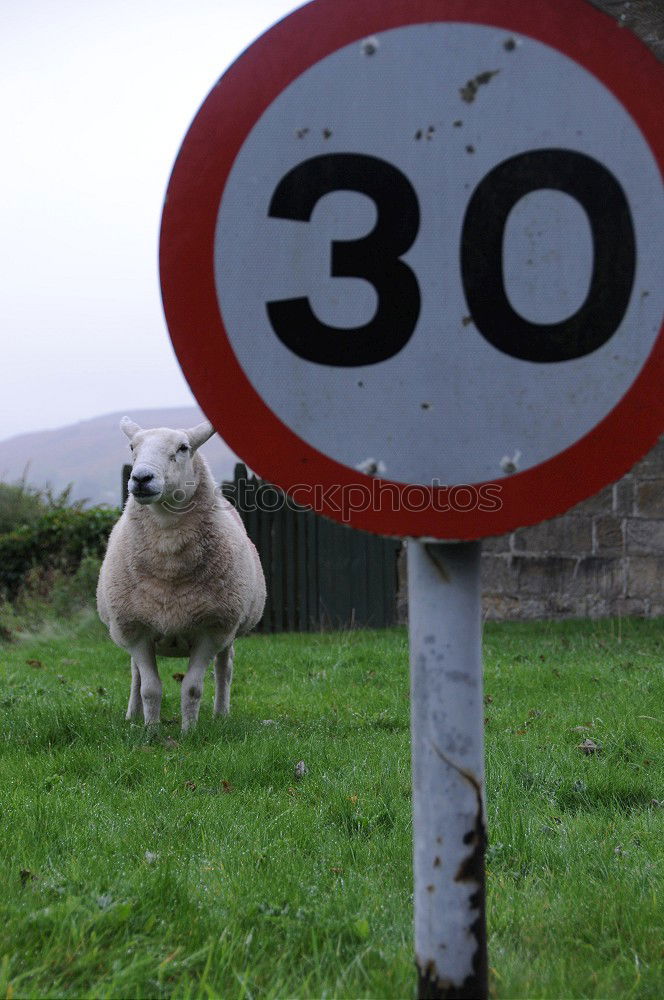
[97,418,266,730]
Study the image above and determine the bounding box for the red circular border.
[160,0,664,538]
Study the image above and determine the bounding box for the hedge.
[0,506,119,600]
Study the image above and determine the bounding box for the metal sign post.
[159,1,664,996]
[409,541,486,998]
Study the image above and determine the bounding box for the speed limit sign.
[160,2,663,996]
[160,0,664,540]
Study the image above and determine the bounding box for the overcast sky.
[1,0,298,441]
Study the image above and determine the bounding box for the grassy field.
[0,616,663,999]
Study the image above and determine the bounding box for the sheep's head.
[121,417,215,509]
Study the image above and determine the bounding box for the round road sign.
[160,0,664,538]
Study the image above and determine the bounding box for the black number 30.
[266,150,635,366]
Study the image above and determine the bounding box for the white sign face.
[162,0,664,536]
[214,23,663,486]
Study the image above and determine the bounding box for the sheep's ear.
[120,416,142,440]
[187,420,215,451]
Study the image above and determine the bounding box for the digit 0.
[462,148,636,362]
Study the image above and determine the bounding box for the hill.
[0,408,240,507]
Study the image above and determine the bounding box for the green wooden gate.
[122,463,401,632]
[222,465,400,632]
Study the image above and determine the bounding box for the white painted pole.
[408,540,487,1000]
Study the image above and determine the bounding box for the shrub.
[0,554,106,641]
[0,479,47,534]
[0,478,86,535]
[0,506,118,601]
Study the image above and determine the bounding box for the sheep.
[96,417,266,730]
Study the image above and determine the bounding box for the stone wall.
[588,0,664,62]
[396,436,664,622]
[481,437,664,619]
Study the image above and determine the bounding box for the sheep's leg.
[126,657,143,720]
[130,642,162,725]
[181,637,218,732]
[213,644,234,717]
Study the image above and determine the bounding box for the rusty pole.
[408,540,487,1000]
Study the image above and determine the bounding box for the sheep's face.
[127,429,197,506]
[121,418,215,510]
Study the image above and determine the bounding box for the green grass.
[0,617,663,998]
